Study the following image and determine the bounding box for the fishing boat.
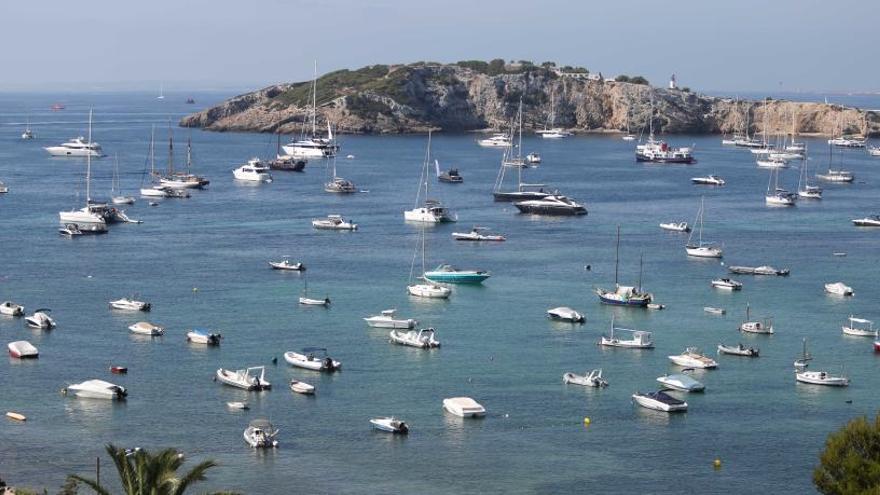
[186,329,222,345]
[711,278,742,290]
[435,160,463,183]
[244,419,279,448]
[109,297,151,311]
[852,215,880,227]
[825,282,854,296]
[765,168,797,206]
[442,397,486,418]
[233,158,273,182]
[128,321,164,336]
[842,316,876,337]
[704,307,726,315]
[691,175,725,186]
[739,303,773,334]
[596,226,653,307]
[685,197,723,258]
[669,347,717,369]
[7,341,38,359]
[289,380,315,395]
[632,391,687,412]
[514,195,587,216]
[215,366,270,390]
[312,215,357,231]
[407,227,452,299]
[424,264,490,284]
[363,309,417,329]
[389,328,440,348]
[58,111,108,232]
[794,339,848,386]
[25,309,55,329]
[547,307,585,323]
[269,259,305,271]
[635,101,695,164]
[598,318,653,348]
[656,370,705,392]
[0,301,24,317]
[452,226,506,242]
[494,100,553,202]
[63,380,127,400]
[659,222,690,233]
[370,417,409,434]
[562,369,608,387]
[283,348,342,372]
[405,132,456,223]
[717,343,759,357]
[477,133,512,147]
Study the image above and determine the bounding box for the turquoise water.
[1,93,879,494]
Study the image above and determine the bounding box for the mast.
[149,125,156,175]
[415,131,431,208]
[86,110,93,203]
[638,253,644,292]
[698,196,704,246]
[311,60,318,137]
[516,98,523,189]
[614,225,620,286]
[186,136,192,173]
[167,122,174,175]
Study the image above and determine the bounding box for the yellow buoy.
[583,417,591,425]
[713,458,722,469]
[6,411,26,422]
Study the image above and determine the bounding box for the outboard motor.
[323,357,334,370]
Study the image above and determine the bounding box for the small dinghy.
[825,282,854,296]
[109,297,151,311]
[647,303,666,310]
[269,259,305,271]
[25,309,55,329]
[109,366,128,374]
[442,397,486,418]
[186,329,222,345]
[59,224,84,237]
[299,296,330,306]
[363,309,417,329]
[128,321,164,336]
[370,417,409,434]
[632,390,687,412]
[711,278,742,290]
[283,348,342,372]
[0,301,24,317]
[63,379,128,400]
[226,401,249,410]
[244,419,279,448]
[289,380,316,395]
[657,370,705,392]
[215,366,270,390]
[659,222,690,233]
[704,307,726,315]
[562,369,608,387]
[717,343,759,357]
[6,412,26,422]
[8,340,39,359]
[547,306,585,323]
[452,226,506,242]
[389,328,440,348]
[526,153,542,164]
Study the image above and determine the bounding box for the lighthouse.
[669,74,677,90]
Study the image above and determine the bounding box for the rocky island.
[181,60,878,136]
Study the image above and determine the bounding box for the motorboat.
[140,186,170,198]
[547,307,585,323]
[711,278,742,291]
[109,297,151,311]
[109,366,128,374]
[635,136,696,164]
[389,328,441,348]
[424,264,490,284]
[842,316,877,337]
[668,347,717,369]
[0,181,7,194]
[370,417,409,434]
[868,146,880,157]
[186,329,222,345]
[363,309,417,329]
[756,157,789,169]
[111,195,135,205]
[25,309,55,329]
[656,370,705,392]
[685,197,723,258]
[598,318,653,348]
[128,321,164,336]
[0,301,24,317]
[537,128,571,139]
[526,153,542,164]
[828,136,866,148]
[405,135,457,223]
[312,215,357,231]
[691,175,725,186]
[514,195,587,216]
[437,167,463,184]
[324,176,357,194]
[8,340,38,359]
[852,215,880,227]
[622,134,636,141]
[268,154,307,171]
[875,340,880,352]
[282,136,338,158]
[227,401,249,410]
[452,226,506,242]
[704,307,726,315]
[442,397,486,417]
[407,282,451,299]
[59,224,84,237]
[659,222,690,233]
[289,380,316,395]
[477,133,511,147]
[243,419,279,448]
[825,282,854,296]
[233,158,273,182]
[717,343,759,357]
[739,304,773,334]
[63,379,127,400]
[647,303,665,310]
[796,370,850,387]
[269,259,305,271]
[215,366,270,390]
[728,265,790,276]
[45,137,104,157]
[562,369,608,387]
[632,391,687,412]
[299,296,330,306]
[816,169,854,183]
[284,348,341,372]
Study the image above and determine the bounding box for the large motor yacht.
[45,137,105,157]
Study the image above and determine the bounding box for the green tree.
[814,414,880,494]
[68,444,233,495]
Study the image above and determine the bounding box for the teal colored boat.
[424,264,490,284]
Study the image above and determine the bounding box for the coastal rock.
[180,62,878,136]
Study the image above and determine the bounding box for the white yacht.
[215,366,270,390]
[711,278,742,290]
[794,339,849,387]
[562,369,608,387]
[842,316,876,337]
[442,397,486,418]
[756,156,789,169]
[685,197,723,258]
[63,379,127,400]
[816,169,854,183]
[324,157,356,193]
[797,156,822,199]
[244,419,279,448]
[407,226,452,299]
[477,133,512,147]
[668,347,717,369]
[825,282,854,296]
[109,297,151,311]
[25,309,55,329]
[656,371,705,392]
[514,195,587,216]
[598,318,653,348]
[405,132,456,223]
[691,175,725,186]
[363,309,417,329]
[632,391,687,413]
[282,64,339,158]
[233,158,273,182]
[852,215,880,227]
[389,328,440,348]
[312,214,357,230]
[45,137,104,157]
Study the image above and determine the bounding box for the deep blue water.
[1,92,879,494]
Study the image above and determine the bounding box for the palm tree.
[68,444,234,495]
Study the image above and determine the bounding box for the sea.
[0,91,878,494]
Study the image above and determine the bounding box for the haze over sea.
[1,91,879,494]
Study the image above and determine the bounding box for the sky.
[0,0,876,93]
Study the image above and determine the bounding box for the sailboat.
[324,152,357,193]
[268,131,307,171]
[493,99,551,202]
[622,103,636,141]
[159,134,209,189]
[157,83,165,100]
[282,61,339,158]
[140,126,170,198]
[111,154,135,205]
[796,155,822,199]
[404,131,456,223]
[407,226,451,299]
[595,226,653,306]
[816,143,854,183]
[685,197,723,258]
[764,167,796,206]
[21,116,34,140]
[299,275,330,306]
[58,110,107,233]
[536,87,570,139]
